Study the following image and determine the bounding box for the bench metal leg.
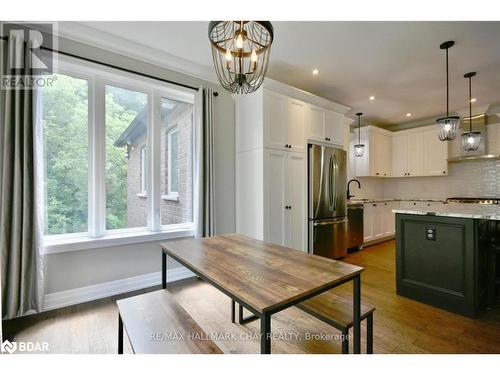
[162,251,167,289]
[260,312,271,354]
[341,329,349,354]
[118,314,124,354]
[367,313,373,354]
[353,274,361,354]
[231,300,236,323]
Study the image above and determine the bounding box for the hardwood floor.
[4,240,500,354]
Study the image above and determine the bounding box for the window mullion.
[150,92,161,232]
[91,79,106,237]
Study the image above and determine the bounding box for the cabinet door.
[308,105,326,142]
[287,99,307,153]
[325,110,345,146]
[363,203,374,242]
[264,149,287,246]
[286,152,307,251]
[264,90,288,150]
[382,201,397,236]
[407,132,424,176]
[392,134,408,177]
[371,132,391,177]
[423,129,448,176]
[372,203,385,238]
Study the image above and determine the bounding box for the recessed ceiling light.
[470,98,477,103]
[406,113,412,117]
[312,69,319,75]
[369,96,375,101]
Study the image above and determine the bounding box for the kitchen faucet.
[347,179,361,200]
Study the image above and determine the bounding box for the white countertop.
[349,198,446,204]
[393,208,500,221]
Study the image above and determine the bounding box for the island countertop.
[393,207,500,221]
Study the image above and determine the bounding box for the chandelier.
[436,41,460,141]
[208,21,274,94]
[461,72,481,151]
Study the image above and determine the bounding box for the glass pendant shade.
[208,21,274,94]
[354,144,365,157]
[436,116,460,141]
[461,131,481,151]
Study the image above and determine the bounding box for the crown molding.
[54,21,219,85]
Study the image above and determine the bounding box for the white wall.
[43,37,235,298]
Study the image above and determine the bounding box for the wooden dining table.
[160,233,364,354]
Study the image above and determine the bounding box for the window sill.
[43,224,195,254]
[136,192,147,198]
[162,194,179,202]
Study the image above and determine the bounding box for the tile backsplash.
[382,160,500,199]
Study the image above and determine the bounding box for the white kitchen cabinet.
[355,126,392,177]
[264,91,307,153]
[363,201,397,244]
[423,128,449,176]
[392,132,424,177]
[308,106,345,146]
[264,150,306,251]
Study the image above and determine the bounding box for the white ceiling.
[63,21,500,126]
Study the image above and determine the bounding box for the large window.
[39,56,196,248]
[41,73,89,235]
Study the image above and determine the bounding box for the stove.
[446,197,500,205]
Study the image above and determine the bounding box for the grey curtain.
[0,34,43,319]
[195,88,216,238]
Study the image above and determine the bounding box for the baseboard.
[362,235,395,248]
[43,267,195,311]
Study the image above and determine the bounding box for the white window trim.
[40,53,198,253]
[167,127,179,197]
[140,145,147,195]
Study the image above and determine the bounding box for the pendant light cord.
[446,47,449,117]
[358,115,361,144]
[469,76,472,133]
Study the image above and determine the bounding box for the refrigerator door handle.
[328,156,334,211]
[333,153,338,211]
[313,218,348,226]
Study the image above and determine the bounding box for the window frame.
[40,53,198,253]
[139,145,147,196]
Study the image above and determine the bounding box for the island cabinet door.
[395,214,477,317]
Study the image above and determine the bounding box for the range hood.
[447,111,500,163]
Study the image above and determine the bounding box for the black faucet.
[347,179,361,200]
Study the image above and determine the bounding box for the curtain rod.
[0,35,219,96]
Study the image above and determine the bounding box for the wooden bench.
[117,289,222,354]
[297,291,375,354]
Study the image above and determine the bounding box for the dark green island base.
[396,213,490,318]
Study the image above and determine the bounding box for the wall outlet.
[425,227,436,241]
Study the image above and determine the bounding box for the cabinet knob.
[375,172,380,176]
[373,204,377,207]
[443,171,446,174]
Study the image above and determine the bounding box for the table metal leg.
[353,274,361,354]
[162,252,167,289]
[260,313,271,354]
[238,304,244,323]
[341,329,349,354]
[118,314,124,354]
[231,300,236,323]
[367,313,373,354]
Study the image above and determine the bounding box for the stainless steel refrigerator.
[308,144,347,259]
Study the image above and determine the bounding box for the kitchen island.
[394,206,499,318]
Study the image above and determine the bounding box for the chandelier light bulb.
[236,33,244,49]
[225,48,232,61]
[251,49,258,62]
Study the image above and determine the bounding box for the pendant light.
[208,21,274,94]
[354,112,365,157]
[461,72,481,151]
[436,41,460,141]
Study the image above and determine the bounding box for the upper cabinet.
[354,126,392,177]
[264,91,307,152]
[354,125,448,178]
[422,128,448,176]
[308,105,346,146]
